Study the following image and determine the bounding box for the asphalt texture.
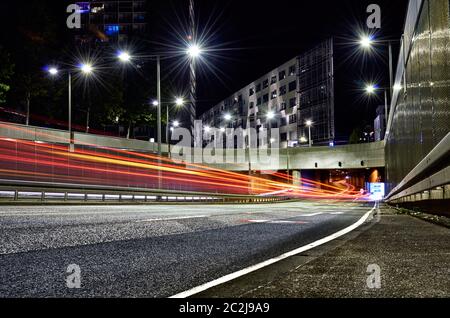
[0,201,373,298]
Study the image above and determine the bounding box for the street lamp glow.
[175,98,185,106]
[393,84,403,91]
[117,51,131,63]
[80,63,93,75]
[300,136,308,143]
[204,126,211,132]
[365,84,377,94]
[267,111,275,120]
[224,113,232,121]
[187,44,202,58]
[306,120,313,127]
[360,35,374,48]
[152,100,159,106]
[173,120,180,128]
[220,127,225,133]
[48,67,58,75]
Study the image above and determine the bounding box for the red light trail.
[0,123,368,200]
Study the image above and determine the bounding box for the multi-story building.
[75,1,147,44]
[374,105,386,141]
[200,39,335,148]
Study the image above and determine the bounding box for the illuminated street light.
[365,84,377,94]
[187,44,202,58]
[152,100,159,107]
[173,120,180,128]
[267,111,275,120]
[48,67,58,76]
[117,51,131,63]
[224,113,232,121]
[359,35,374,48]
[80,63,93,75]
[220,127,225,133]
[305,120,313,148]
[393,84,403,91]
[175,97,185,107]
[300,136,308,143]
[204,126,211,132]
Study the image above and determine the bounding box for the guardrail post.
[41,191,45,202]
[84,194,88,202]
[119,194,122,202]
[102,194,105,202]
[64,192,68,201]
[14,190,18,201]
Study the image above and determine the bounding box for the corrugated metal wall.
[386,0,450,193]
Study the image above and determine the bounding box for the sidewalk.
[197,206,450,298]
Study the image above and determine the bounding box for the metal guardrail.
[385,133,450,203]
[0,179,287,204]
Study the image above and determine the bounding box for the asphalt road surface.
[0,201,374,297]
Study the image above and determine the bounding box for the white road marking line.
[169,203,377,299]
[300,212,324,217]
[136,215,209,223]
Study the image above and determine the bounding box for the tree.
[0,47,14,104]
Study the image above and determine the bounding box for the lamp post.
[47,64,93,152]
[365,84,389,128]
[306,120,313,148]
[359,35,401,116]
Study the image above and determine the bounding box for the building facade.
[374,105,386,141]
[75,1,147,44]
[200,39,335,148]
[385,0,450,194]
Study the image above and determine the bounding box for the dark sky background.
[148,0,409,140]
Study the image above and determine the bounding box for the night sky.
[0,0,409,140]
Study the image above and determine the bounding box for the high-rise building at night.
[75,1,147,44]
[200,39,335,148]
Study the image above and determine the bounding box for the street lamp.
[187,44,202,58]
[365,84,377,94]
[364,83,389,128]
[117,51,131,63]
[47,63,93,152]
[152,100,159,107]
[306,120,313,148]
[266,111,275,120]
[224,113,232,121]
[359,34,396,103]
[359,35,374,49]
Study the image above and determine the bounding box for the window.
[256,83,261,92]
[263,94,269,103]
[279,70,286,80]
[289,80,297,92]
[271,76,277,85]
[280,117,287,126]
[289,97,296,108]
[289,114,297,124]
[263,79,269,89]
[289,65,296,76]
[257,97,262,106]
[279,85,287,96]
[249,102,255,109]
[249,87,255,96]
[281,133,288,142]
[280,102,287,111]
[271,90,277,100]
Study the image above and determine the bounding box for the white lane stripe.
[301,212,323,217]
[169,203,377,299]
[137,215,209,223]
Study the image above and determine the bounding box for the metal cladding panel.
[386,0,450,193]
